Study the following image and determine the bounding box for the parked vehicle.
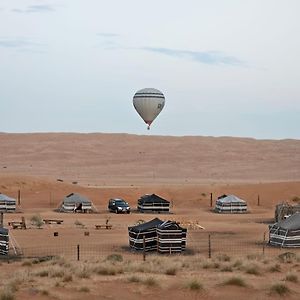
[108,198,130,214]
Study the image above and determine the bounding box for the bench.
[95,224,112,230]
[43,219,64,225]
[8,221,25,229]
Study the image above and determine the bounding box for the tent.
[128,218,187,253]
[128,218,163,251]
[215,194,247,213]
[157,220,187,253]
[0,227,9,255]
[58,193,94,213]
[269,212,300,247]
[0,193,16,212]
[137,194,170,213]
[275,202,300,222]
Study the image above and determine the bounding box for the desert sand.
[0,133,300,299]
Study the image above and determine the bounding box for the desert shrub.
[78,287,90,293]
[76,265,92,279]
[269,264,281,273]
[35,270,49,277]
[0,288,15,300]
[186,279,203,291]
[232,260,243,268]
[127,276,141,283]
[62,274,73,282]
[94,266,120,276]
[221,265,233,272]
[223,276,247,287]
[278,252,297,263]
[30,214,43,228]
[165,267,177,275]
[40,290,49,296]
[270,283,290,296]
[291,196,300,203]
[217,254,231,262]
[143,277,158,287]
[106,254,123,262]
[244,264,261,276]
[285,273,298,283]
[74,220,83,226]
[21,260,32,267]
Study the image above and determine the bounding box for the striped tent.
[269,212,300,248]
[137,194,170,213]
[128,218,163,251]
[157,221,187,253]
[0,227,9,255]
[215,194,247,213]
[58,193,94,213]
[0,193,16,212]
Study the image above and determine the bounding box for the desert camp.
[0,193,16,212]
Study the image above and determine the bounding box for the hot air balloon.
[133,88,165,130]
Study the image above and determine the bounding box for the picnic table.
[43,219,64,225]
[95,224,112,230]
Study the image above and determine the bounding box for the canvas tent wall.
[215,194,247,213]
[0,193,16,212]
[128,218,163,251]
[269,212,300,248]
[0,228,9,255]
[157,221,187,253]
[137,194,170,213]
[59,193,94,213]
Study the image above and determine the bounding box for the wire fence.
[2,231,299,262]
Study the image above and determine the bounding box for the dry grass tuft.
[78,287,90,293]
[165,267,177,275]
[0,288,15,300]
[127,275,141,283]
[143,277,159,287]
[269,264,281,273]
[244,264,261,276]
[270,283,290,296]
[223,276,247,287]
[285,273,298,283]
[106,253,123,262]
[186,279,203,291]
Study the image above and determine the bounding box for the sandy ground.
[0,133,300,299]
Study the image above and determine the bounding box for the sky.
[0,0,299,139]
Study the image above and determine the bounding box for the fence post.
[18,190,21,206]
[143,236,146,261]
[208,234,211,259]
[0,212,3,227]
[77,244,80,261]
[210,193,213,207]
[262,232,266,256]
[257,194,260,206]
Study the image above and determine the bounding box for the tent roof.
[0,227,8,235]
[278,212,300,230]
[129,218,164,232]
[157,220,185,231]
[63,193,91,204]
[0,193,16,202]
[216,194,246,204]
[139,194,170,204]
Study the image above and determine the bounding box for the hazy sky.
[0,0,299,139]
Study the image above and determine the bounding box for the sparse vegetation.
[0,288,15,300]
[186,279,203,291]
[223,276,247,287]
[30,214,44,228]
[106,254,123,262]
[269,264,281,273]
[285,273,298,283]
[78,287,90,293]
[143,277,158,287]
[244,264,261,276]
[165,267,177,275]
[270,283,290,296]
[291,196,300,203]
[127,275,141,283]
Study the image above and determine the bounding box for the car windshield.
[115,200,127,206]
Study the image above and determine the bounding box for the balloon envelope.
[133,88,165,129]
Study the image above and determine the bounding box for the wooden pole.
[208,234,211,258]
[143,236,146,261]
[18,190,21,206]
[77,244,80,261]
[263,232,266,256]
[257,194,260,206]
[210,193,213,207]
[0,212,3,228]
